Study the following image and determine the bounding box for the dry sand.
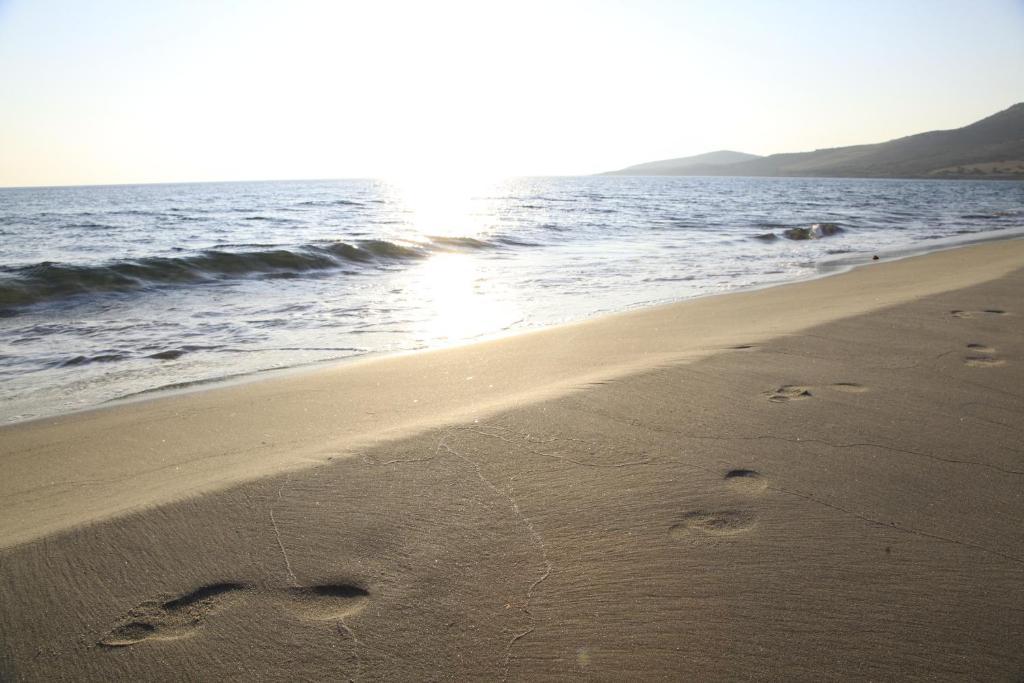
[1,240,1022,680]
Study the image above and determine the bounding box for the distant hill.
[604,103,1024,179]
[605,150,761,175]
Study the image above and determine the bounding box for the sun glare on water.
[388,173,523,344]
[416,252,520,343]
[388,172,505,238]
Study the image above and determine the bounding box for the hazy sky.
[1,0,1022,186]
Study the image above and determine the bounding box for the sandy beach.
[1,239,1022,680]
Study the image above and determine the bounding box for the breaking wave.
[0,235,520,310]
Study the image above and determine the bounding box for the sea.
[1,176,1022,424]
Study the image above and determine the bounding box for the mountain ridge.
[604,103,1024,179]
[605,150,761,175]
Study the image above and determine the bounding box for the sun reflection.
[415,252,520,344]
[387,173,503,239]
[386,173,524,343]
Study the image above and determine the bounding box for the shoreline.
[12,225,1022,429]
[1,238,1022,678]
[4,175,1022,428]
[1,239,1023,549]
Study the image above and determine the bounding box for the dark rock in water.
[872,255,880,260]
[782,223,844,240]
[148,349,186,360]
[813,222,843,237]
[752,232,778,242]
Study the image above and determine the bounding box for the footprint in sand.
[951,309,1009,319]
[723,469,768,493]
[963,343,1006,368]
[283,583,370,621]
[764,385,812,402]
[99,582,250,647]
[669,510,756,541]
[100,581,371,647]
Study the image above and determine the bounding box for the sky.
[0,0,1022,187]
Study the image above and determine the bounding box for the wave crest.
[0,235,524,310]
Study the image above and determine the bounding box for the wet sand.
[1,240,1022,680]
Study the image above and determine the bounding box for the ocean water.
[1,176,1022,423]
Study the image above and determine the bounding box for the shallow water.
[1,176,1022,422]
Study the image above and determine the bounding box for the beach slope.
[1,241,1023,680]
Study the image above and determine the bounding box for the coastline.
[95,224,1024,413]
[4,176,1021,426]
[4,176,1019,428]
[1,239,1023,549]
[1,238,1023,679]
